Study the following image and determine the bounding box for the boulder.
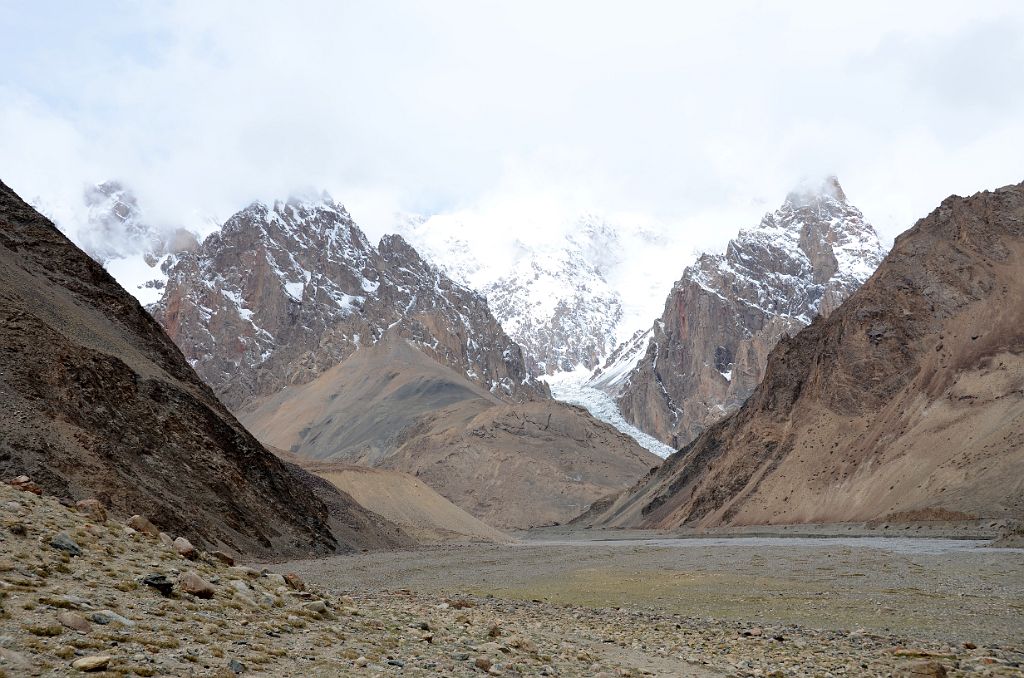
[8,475,43,495]
[127,515,160,537]
[74,499,107,523]
[71,655,110,671]
[57,610,91,634]
[179,571,216,599]
[50,532,82,556]
[173,536,197,559]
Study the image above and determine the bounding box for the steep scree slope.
[0,180,401,558]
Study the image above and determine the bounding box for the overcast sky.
[2,1,1023,245]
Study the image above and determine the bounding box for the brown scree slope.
[244,336,661,529]
[580,182,1024,529]
[0,179,405,557]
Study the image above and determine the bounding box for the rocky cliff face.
[482,238,623,374]
[579,181,1024,529]
[614,177,885,446]
[151,196,546,411]
[0,179,403,558]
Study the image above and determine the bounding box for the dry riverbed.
[276,533,1024,677]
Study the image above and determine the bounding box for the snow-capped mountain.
[613,176,886,447]
[31,181,199,304]
[396,212,684,375]
[151,195,546,410]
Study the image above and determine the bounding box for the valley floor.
[273,532,1024,677]
[3,479,1021,676]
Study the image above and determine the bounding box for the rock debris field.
[2,481,1023,677]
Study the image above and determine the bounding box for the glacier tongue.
[543,368,676,459]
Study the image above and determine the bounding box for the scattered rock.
[141,573,174,596]
[158,532,174,547]
[179,570,216,599]
[475,656,493,670]
[902,660,948,677]
[74,499,107,523]
[88,610,135,627]
[284,572,305,591]
[71,655,111,671]
[56,611,91,634]
[8,475,43,495]
[173,536,197,559]
[212,550,236,566]
[228,658,247,674]
[50,532,82,556]
[127,514,160,537]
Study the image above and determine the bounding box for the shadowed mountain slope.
[0,180,404,558]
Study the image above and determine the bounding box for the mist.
[2,1,1023,247]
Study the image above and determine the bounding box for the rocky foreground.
[1,481,1021,677]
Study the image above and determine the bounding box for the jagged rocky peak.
[613,176,886,447]
[151,194,546,411]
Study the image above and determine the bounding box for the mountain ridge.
[611,176,886,446]
[0,179,404,558]
[578,180,1024,529]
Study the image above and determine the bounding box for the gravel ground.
[275,534,1024,676]
[3,480,1021,677]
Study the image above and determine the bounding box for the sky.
[2,1,1024,249]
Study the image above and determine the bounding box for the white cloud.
[1,0,1022,248]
